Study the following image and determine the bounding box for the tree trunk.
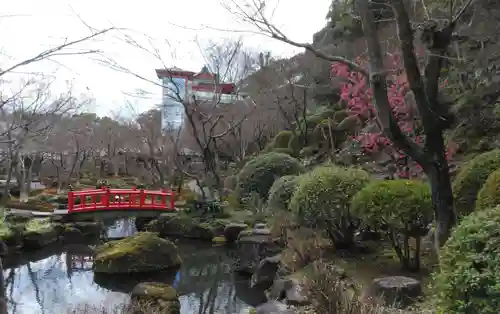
[425,148,456,252]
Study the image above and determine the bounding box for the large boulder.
[131,282,180,314]
[223,223,248,244]
[71,221,103,236]
[255,300,297,314]
[146,215,215,241]
[22,226,59,250]
[93,232,182,273]
[266,278,309,306]
[234,228,281,274]
[251,255,282,289]
[61,226,86,244]
[362,276,422,308]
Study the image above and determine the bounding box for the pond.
[3,218,266,314]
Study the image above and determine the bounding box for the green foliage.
[236,152,305,201]
[332,110,349,123]
[351,180,433,270]
[272,131,294,149]
[288,135,302,157]
[475,168,500,210]
[453,149,500,216]
[272,147,294,156]
[267,175,299,211]
[351,180,433,230]
[289,165,370,247]
[434,205,500,313]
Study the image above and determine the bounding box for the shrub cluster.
[267,175,299,211]
[434,205,500,313]
[351,179,433,270]
[289,165,369,248]
[236,152,305,202]
[475,168,500,211]
[453,149,500,215]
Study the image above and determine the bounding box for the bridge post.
[169,191,175,210]
[101,188,110,208]
[68,191,74,213]
[139,189,145,208]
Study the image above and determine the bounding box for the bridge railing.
[67,187,175,213]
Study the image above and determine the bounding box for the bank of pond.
[0,214,287,314]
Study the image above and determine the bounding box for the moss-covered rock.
[146,215,216,241]
[71,221,103,236]
[22,225,59,250]
[131,282,180,314]
[93,232,181,273]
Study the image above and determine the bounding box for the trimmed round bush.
[351,179,433,270]
[272,131,294,149]
[351,179,433,230]
[272,148,294,155]
[289,165,370,247]
[434,205,500,313]
[236,152,305,201]
[453,149,500,216]
[267,175,299,211]
[223,175,237,190]
[475,168,500,211]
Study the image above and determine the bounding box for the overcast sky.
[1,0,331,117]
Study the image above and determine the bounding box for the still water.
[3,219,266,314]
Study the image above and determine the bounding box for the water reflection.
[3,219,264,313]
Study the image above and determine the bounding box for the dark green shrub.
[351,180,433,271]
[300,146,318,157]
[475,168,500,211]
[272,148,294,156]
[289,165,370,248]
[433,205,500,313]
[267,175,299,211]
[272,131,294,149]
[453,149,500,216]
[236,152,305,201]
[223,175,237,190]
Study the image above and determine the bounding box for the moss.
[25,218,53,233]
[94,232,182,273]
[96,232,161,259]
[135,282,178,300]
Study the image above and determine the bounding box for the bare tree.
[225,0,477,250]
[0,77,80,201]
[100,37,257,200]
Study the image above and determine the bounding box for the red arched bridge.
[67,187,176,213]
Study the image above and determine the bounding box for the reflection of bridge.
[69,255,94,271]
[67,187,175,214]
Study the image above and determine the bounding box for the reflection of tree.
[5,268,16,314]
[26,263,44,314]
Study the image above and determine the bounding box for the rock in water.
[93,232,182,273]
[131,282,180,314]
[223,223,248,244]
